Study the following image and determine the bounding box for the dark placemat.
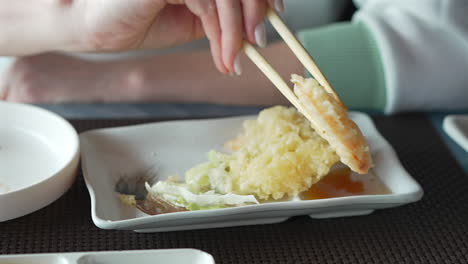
[2,114,468,264]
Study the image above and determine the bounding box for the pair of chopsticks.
[242,8,345,119]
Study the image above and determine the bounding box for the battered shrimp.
[291,74,373,174]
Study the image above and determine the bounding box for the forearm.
[0,0,80,56]
[115,42,300,106]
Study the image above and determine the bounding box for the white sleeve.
[353,0,468,113]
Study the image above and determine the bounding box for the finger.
[216,0,243,74]
[160,0,229,74]
[199,17,227,74]
[183,0,224,73]
[184,0,228,74]
[241,0,267,47]
[199,7,227,74]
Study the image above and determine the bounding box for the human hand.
[75,0,283,75]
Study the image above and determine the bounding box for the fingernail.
[255,22,267,48]
[274,0,285,13]
[234,54,242,76]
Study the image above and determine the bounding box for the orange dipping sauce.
[300,167,391,200]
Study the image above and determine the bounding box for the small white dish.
[80,112,423,232]
[0,249,214,264]
[443,115,468,152]
[0,101,80,222]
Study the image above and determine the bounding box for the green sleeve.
[298,22,386,111]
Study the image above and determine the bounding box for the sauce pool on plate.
[300,167,391,200]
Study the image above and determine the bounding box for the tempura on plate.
[142,74,373,211]
[291,74,373,174]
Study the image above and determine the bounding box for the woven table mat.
[1,114,467,264]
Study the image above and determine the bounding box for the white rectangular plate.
[80,112,423,232]
[0,249,215,264]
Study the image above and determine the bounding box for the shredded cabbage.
[146,182,259,209]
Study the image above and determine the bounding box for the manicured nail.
[274,0,285,13]
[234,54,242,76]
[255,22,267,48]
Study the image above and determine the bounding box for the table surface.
[2,103,468,264]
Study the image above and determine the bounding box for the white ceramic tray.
[80,112,423,232]
[0,249,214,264]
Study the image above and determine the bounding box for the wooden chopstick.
[265,8,345,108]
[242,43,301,110]
[243,42,320,130]
[243,7,347,124]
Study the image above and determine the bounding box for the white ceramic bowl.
[0,101,80,222]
